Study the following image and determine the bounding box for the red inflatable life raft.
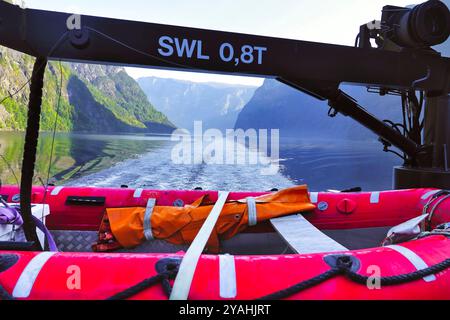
[0,185,449,300]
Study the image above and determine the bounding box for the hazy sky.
[23,0,415,85]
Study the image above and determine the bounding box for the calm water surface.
[0,132,401,192]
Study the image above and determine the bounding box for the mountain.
[0,46,174,134]
[234,79,403,141]
[138,77,256,131]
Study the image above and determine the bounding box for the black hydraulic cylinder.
[329,91,420,159]
[279,78,421,160]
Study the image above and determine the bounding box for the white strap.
[13,252,57,298]
[370,192,380,204]
[386,245,436,282]
[170,191,230,300]
[143,198,156,241]
[50,186,64,196]
[421,190,441,200]
[309,192,319,204]
[247,197,257,226]
[219,254,237,299]
[133,188,143,198]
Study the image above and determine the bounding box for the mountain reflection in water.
[0,133,400,192]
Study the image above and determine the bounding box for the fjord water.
[0,132,401,192]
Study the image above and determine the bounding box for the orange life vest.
[94,185,315,253]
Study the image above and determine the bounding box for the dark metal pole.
[424,95,450,170]
[20,56,47,250]
[394,94,450,189]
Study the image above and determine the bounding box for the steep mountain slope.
[0,46,174,133]
[138,77,256,131]
[234,79,403,141]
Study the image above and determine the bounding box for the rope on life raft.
[257,255,450,300]
[0,255,16,300]
[0,254,449,300]
[104,255,450,301]
[0,284,14,300]
[107,258,180,300]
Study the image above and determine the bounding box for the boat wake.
[67,144,295,191]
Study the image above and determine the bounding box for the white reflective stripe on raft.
[370,192,380,204]
[170,191,230,300]
[247,197,257,227]
[133,188,143,198]
[386,245,436,282]
[270,214,348,254]
[50,186,64,196]
[421,190,441,200]
[143,198,156,241]
[13,252,57,298]
[309,192,318,204]
[219,254,237,299]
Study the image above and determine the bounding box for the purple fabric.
[31,215,58,252]
[0,200,23,226]
[0,199,58,252]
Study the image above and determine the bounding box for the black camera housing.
[382,0,450,49]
